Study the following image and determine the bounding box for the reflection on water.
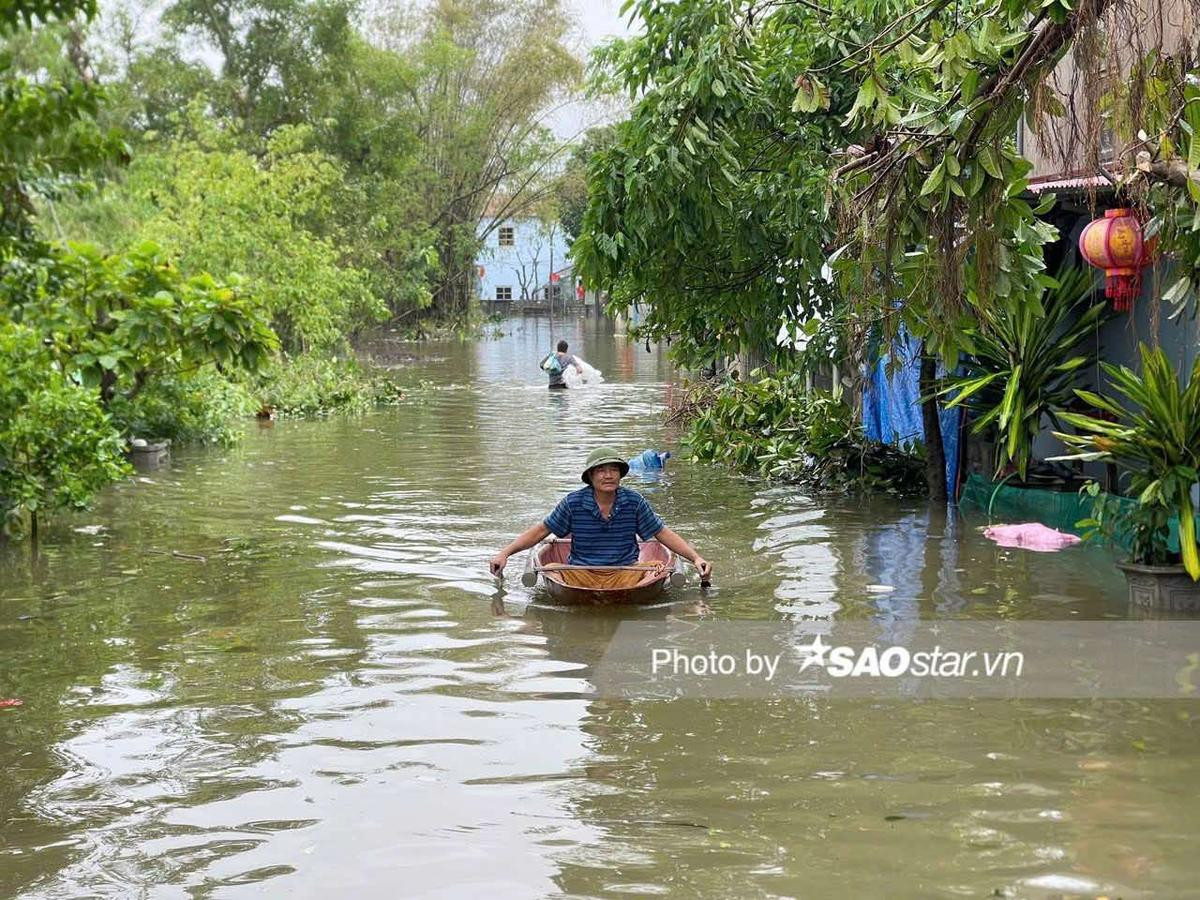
[1,315,1197,898]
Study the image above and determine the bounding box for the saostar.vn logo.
[795,634,1024,679]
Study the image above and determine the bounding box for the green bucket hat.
[581,446,629,483]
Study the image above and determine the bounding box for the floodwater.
[1,315,1197,898]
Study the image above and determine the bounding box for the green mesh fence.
[959,472,1132,544]
[959,472,1198,554]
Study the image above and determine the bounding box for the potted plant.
[1054,345,1200,610]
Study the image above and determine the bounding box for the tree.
[91,0,583,325]
[1,0,126,243]
[55,110,381,353]
[514,225,547,302]
[10,240,277,405]
[573,0,866,372]
[157,0,360,135]
[1,0,278,535]
[576,0,1200,498]
[558,125,615,245]
[384,0,583,318]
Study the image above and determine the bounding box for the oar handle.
[521,550,538,587]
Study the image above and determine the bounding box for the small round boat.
[526,538,677,607]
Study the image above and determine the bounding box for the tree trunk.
[736,333,770,380]
[919,346,948,503]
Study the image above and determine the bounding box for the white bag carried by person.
[563,357,604,387]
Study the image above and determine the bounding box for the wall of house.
[1023,213,1200,485]
[1019,0,1195,183]
[475,217,570,304]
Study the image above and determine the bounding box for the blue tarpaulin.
[862,331,960,499]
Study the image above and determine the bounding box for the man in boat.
[544,339,583,390]
[488,446,711,586]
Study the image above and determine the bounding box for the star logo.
[797,634,831,674]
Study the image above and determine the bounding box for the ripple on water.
[0,317,1190,898]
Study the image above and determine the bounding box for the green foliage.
[1,0,95,32]
[5,238,277,404]
[57,117,381,353]
[1075,480,1173,571]
[1055,346,1200,578]
[576,0,1200,378]
[156,0,358,137]
[809,0,1072,366]
[107,368,255,446]
[257,354,404,417]
[0,320,128,534]
[1,0,126,243]
[1,235,278,532]
[942,266,1105,479]
[575,0,865,368]
[681,373,925,496]
[48,0,582,328]
[557,125,615,245]
[406,0,582,316]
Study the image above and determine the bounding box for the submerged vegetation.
[675,374,926,496]
[258,356,407,418]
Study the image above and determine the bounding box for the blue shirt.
[543,486,665,565]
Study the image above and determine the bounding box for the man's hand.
[488,523,551,580]
[692,556,712,579]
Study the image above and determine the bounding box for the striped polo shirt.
[543,486,665,566]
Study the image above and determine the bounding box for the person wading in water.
[489,447,712,588]
[543,339,583,390]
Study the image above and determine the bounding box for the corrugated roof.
[1027,174,1114,192]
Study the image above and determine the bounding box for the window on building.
[495,286,513,301]
[498,226,515,247]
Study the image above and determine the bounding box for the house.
[950,1,1200,513]
[863,4,1200,506]
[475,211,570,307]
[1011,1,1200,474]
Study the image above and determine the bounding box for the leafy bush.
[55,114,386,353]
[107,369,255,446]
[257,355,404,417]
[5,239,277,406]
[679,372,925,496]
[0,322,129,536]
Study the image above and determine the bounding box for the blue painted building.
[475,215,570,305]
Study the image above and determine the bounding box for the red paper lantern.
[1078,208,1152,313]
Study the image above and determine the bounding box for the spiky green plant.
[941,266,1106,480]
[1054,345,1200,580]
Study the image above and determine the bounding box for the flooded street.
[2,315,1197,898]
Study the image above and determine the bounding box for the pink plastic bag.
[983,523,1081,553]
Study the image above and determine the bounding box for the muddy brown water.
[1,316,1196,898]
